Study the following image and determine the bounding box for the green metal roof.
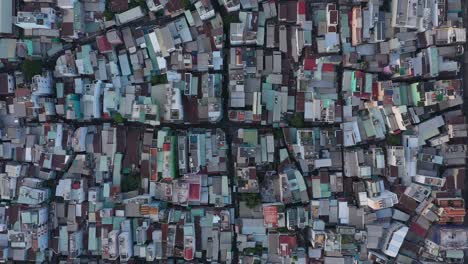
[56,83,64,98]
[74,1,83,31]
[410,83,421,105]
[243,129,258,146]
[446,250,464,259]
[191,209,205,217]
[265,90,275,111]
[365,73,372,93]
[430,47,439,75]
[350,71,356,93]
[312,178,321,198]
[145,34,160,72]
[399,86,408,106]
[199,134,206,166]
[113,217,125,230]
[304,30,312,45]
[24,40,34,56]
[340,14,350,36]
[313,10,326,24]
[113,153,123,186]
[77,45,93,74]
[88,226,97,250]
[363,119,376,138]
[279,148,289,162]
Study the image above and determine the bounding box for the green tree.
[386,134,401,146]
[21,59,43,81]
[240,193,261,208]
[121,173,140,192]
[129,0,146,9]
[288,113,304,128]
[273,128,284,140]
[43,179,57,197]
[341,234,354,244]
[223,14,239,34]
[150,74,168,85]
[114,113,124,124]
[360,61,369,70]
[104,0,116,20]
[154,10,164,17]
[243,244,264,255]
[103,10,115,20]
[181,0,191,9]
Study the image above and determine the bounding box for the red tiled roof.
[409,222,427,237]
[52,155,66,170]
[163,143,171,152]
[238,111,245,121]
[354,71,365,78]
[279,235,297,256]
[296,92,305,112]
[184,247,194,260]
[188,183,201,201]
[109,0,128,12]
[329,10,338,24]
[15,88,31,97]
[304,58,317,71]
[442,207,466,217]
[263,206,278,227]
[72,182,80,189]
[183,96,199,124]
[150,148,158,181]
[123,128,140,169]
[253,114,261,122]
[61,22,74,37]
[0,73,9,94]
[456,170,465,190]
[322,63,335,72]
[97,36,112,53]
[243,168,254,180]
[320,171,330,183]
[372,82,379,100]
[140,160,150,178]
[229,111,238,120]
[353,92,371,99]
[297,0,306,15]
[166,0,184,13]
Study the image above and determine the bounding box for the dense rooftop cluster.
[0,0,466,263]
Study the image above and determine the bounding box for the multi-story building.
[16,8,56,29]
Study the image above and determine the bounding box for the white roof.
[382,226,409,257]
[314,158,332,169]
[116,7,144,25]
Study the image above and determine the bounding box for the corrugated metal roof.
[0,1,12,34]
[0,39,16,59]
